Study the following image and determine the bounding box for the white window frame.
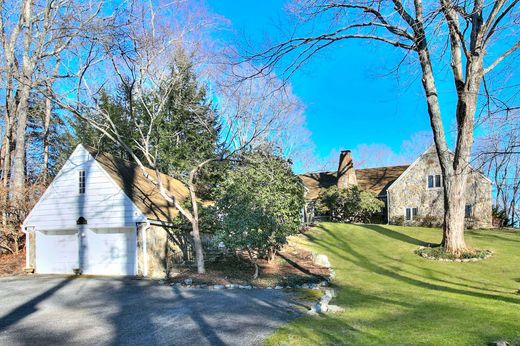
[404,207,418,221]
[427,174,442,189]
[79,170,86,194]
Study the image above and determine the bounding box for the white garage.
[82,228,137,276]
[35,230,78,274]
[22,144,189,277]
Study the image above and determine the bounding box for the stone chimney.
[337,150,357,189]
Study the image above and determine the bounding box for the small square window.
[428,174,442,188]
[405,207,418,221]
[79,170,86,194]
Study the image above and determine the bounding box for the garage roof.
[86,146,189,224]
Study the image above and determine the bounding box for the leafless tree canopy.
[241,0,519,253]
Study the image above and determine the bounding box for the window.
[405,207,418,221]
[427,174,442,188]
[465,204,473,218]
[79,170,85,194]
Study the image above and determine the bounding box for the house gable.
[385,144,492,227]
[23,144,147,230]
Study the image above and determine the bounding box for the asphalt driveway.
[0,276,300,346]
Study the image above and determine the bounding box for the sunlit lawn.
[266,223,520,345]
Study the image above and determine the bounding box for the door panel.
[36,230,78,274]
[82,228,136,275]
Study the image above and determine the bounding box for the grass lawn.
[266,223,520,346]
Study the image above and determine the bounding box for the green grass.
[265,223,520,346]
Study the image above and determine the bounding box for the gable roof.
[85,145,189,223]
[299,171,338,200]
[299,164,409,200]
[356,165,410,196]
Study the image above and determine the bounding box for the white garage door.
[36,230,78,274]
[83,228,136,276]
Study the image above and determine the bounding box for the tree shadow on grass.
[362,224,433,246]
[311,224,520,306]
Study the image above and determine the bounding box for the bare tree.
[50,1,304,274]
[474,109,520,227]
[244,0,520,255]
[0,0,116,196]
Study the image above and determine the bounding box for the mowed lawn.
[266,223,520,345]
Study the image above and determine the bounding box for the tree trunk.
[442,172,468,253]
[42,96,51,183]
[187,174,205,274]
[247,248,259,279]
[190,217,205,274]
[11,85,30,198]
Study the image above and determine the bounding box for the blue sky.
[207,1,518,173]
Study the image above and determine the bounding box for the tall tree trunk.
[11,85,30,198]
[42,96,51,183]
[188,177,205,274]
[441,64,482,253]
[442,172,468,253]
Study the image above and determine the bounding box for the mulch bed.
[0,251,25,277]
[169,244,330,287]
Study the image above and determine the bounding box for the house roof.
[299,165,409,200]
[299,171,338,200]
[85,146,189,223]
[356,166,409,196]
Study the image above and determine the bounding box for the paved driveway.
[0,276,300,346]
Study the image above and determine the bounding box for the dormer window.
[427,174,442,189]
[79,170,86,194]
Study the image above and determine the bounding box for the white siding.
[24,145,147,229]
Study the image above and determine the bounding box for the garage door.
[82,228,136,276]
[36,230,78,274]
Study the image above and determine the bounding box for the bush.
[492,206,510,228]
[417,215,443,228]
[214,149,304,278]
[390,216,404,226]
[315,186,384,223]
[415,246,492,261]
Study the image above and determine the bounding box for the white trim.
[426,173,442,190]
[387,191,391,224]
[142,222,150,277]
[24,227,29,269]
[23,144,147,227]
[404,206,418,221]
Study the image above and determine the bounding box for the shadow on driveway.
[0,276,299,346]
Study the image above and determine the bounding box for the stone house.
[299,145,492,228]
[23,144,205,278]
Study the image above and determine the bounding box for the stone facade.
[387,146,492,229]
[137,225,185,278]
[337,150,357,189]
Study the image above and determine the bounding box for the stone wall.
[28,230,35,268]
[387,147,492,229]
[137,225,219,278]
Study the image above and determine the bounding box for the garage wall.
[24,145,146,230]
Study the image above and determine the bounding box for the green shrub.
[390,216,404,226]
[315,186,384,223]
[415,246,492,260]
[214,149,304,277]
[417,215,443,228]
